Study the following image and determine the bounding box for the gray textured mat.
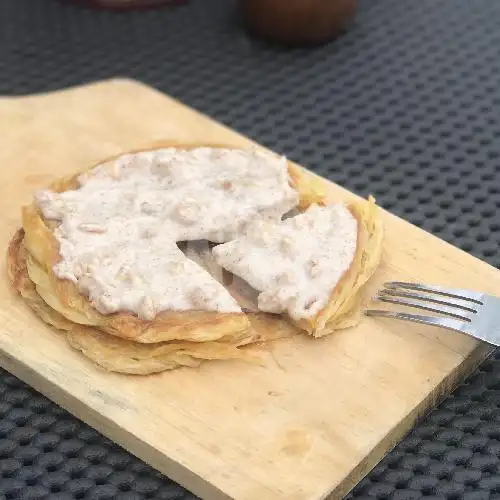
[1,0,500,498]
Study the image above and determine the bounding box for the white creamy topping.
[34,147,298,319]
[212,204,358,320]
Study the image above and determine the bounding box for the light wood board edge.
[332,343,493,499]
[1,327,491,500]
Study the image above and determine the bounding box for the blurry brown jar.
[240,0,357,45]
[61,0,187,9]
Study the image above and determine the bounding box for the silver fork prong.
[385,281,484,304]
[365,309,468,333]
[380,289,478,313]
[375,294,473,321]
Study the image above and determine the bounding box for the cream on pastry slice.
[212,203,358,324]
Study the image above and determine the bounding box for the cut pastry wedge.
[213,196,383,338]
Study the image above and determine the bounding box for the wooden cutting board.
[0,78,498,500]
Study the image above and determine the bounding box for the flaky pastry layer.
[8,229,298,374]
[8,141,383,373]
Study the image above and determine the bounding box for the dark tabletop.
[2,0,500,498]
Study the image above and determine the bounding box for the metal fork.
[365,281,500,346]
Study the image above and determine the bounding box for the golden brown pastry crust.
[8,141,383,373]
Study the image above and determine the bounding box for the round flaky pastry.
[7,141,383,374]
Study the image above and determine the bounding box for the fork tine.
[384,281,483,304]
[375,294,473,321]
[365,309,467,332]
[379,289,478,313]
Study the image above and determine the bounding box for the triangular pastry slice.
[212,197,383,337]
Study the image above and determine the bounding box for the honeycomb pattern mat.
[1,0,500,498]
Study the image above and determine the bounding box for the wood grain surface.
[0,78,498,500]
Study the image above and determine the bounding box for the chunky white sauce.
[212,203,358,320]
[34,147,298,319]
